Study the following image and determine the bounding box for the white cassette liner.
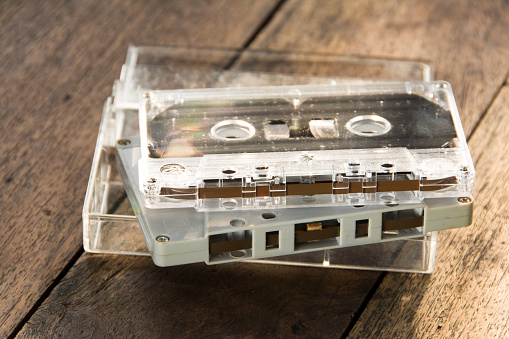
[84,46,442,273]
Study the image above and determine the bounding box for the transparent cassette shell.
[118,138,471,268]
[83,45,440,273]
[114,46,432,109]
[139,82,474,211]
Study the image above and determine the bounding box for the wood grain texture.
[16,188,383,337]
[347,84,509,338]
[0,0,279,336]
[253,0,509,136]
[251,2,509,337]
[17,254,380,338]
[7,0,509,338]
[16,187,380,337]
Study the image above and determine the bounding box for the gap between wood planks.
[7,244,84,339]
[463,68,509,147]
[5,2,287,338]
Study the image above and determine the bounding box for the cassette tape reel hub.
[211,120,256,141]
[346,115,392,136]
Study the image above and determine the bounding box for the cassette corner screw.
[117,139,131,146]
[156,235,170,243]
[458,197,472,204]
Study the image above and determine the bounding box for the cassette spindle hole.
[346,115,391,137]
[211,120,255,141]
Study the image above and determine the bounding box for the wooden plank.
[347,84,509,338]
[10,3,390,337]
[0,0,279,337]
[252,0,509,136]
[12,1,509,338]
[17,253,380,338]
[248,2,509,336]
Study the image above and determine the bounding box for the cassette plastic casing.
[83,45,446,273]
[139,82,474,212]
[118,138,472,267]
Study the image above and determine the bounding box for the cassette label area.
[139,82,475,211]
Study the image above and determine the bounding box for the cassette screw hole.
[381,163,394,168]
[256,165,268,170]
[353,204,365,208]
[230,250,246,258]
[222,168,236,175]
[261,212,277,220]
[458,197,472,203]
[117,139,131,146]
[156,235,169,243]
[230,219,246,227]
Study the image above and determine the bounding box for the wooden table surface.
[1,1,509,338]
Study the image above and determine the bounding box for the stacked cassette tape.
[83,46,475,272]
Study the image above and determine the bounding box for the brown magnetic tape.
[162,176,456,200]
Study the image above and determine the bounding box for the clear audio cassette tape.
[138,82,474,212]
[83,46,473,273]
[118,137,472,267]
